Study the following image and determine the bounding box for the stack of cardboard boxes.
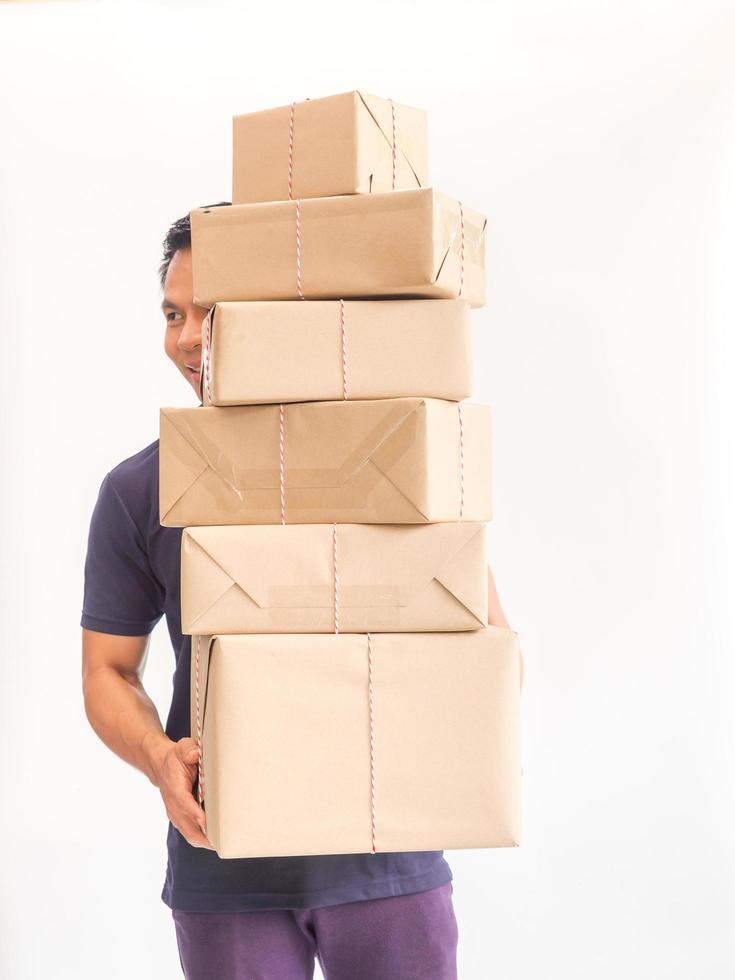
[159,91,523,859]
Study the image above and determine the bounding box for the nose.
[178,312,203,352]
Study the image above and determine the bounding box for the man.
[81,206,513,980]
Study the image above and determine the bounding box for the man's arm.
[82,628,212,849]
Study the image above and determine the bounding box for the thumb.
[176,737,200,761]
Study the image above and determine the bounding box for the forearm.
[83,664,172,787]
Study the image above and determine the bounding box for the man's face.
[162,247,209,397]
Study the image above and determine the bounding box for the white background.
[1,1,734,977]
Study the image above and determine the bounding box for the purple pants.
[172,882,458,979]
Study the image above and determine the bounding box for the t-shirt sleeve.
[80,472,165,636]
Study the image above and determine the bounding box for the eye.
[166,312,182,323]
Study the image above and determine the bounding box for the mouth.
[185,362,201,386]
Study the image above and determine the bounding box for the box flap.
[432,192,487,288]
[159,409,209,523]
[356,90,425,188]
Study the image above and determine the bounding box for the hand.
[153,736,214,849]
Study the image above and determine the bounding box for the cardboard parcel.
[191,627,523,858]
[200,299,472,406]
[159,398,492,527]
[191,188,486,308]
[233,90,428,204]
[181,522,488,635]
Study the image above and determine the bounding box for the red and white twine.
[295,198,305,299]
[194,634,205,808]
[458,201,465,298]
[288,102,296,201]
[331,524,376,852]
[279,404,286,524]
[458,401,465,519]
[290,96,401,301]
[339,299,348,399]
[332,523,339,633]
[366,632,377,853]
[201,306,215,404]
[390,99,397,190]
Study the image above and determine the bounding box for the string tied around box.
[390,98,398,190]
[194,634,206,811]
[288,97,400,301]
[339,299,348,399]
[458,200,465,298]
[279,404,286,524]
[287,101,307,301]
[287,97,399,202]
[288,101,296,201]
[458,400,465,519]
[201,305,215,404]
[332,522,339,634]
[366,630,377,853]
[331,522,377,854]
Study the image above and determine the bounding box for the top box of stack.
[233,91,428,203]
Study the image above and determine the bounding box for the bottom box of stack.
[191,627,522,859]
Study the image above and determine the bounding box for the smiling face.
[162,247,209,397]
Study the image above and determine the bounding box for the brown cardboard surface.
[201,299,472,405]
[190,628,522,858]
[181,522,488,635]
[159,398,492,526]
[191,188,486,308]
[232,90,428,203]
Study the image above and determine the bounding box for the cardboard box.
[181,522,488,635]
[159,398,492,527]
[190,628,522,858]
[200,299,472,406]
[233,90,428,204]
[191,188,486,308]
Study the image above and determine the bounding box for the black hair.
[158,201,231,289]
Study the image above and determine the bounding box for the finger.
[182,748,201,771]
[163,795,206,834]
[162,765,200,803]
[176,737,200,761]
[170,790,208,831]
[173,742,201,781]
[178,820,213,849]
[176,814,214,850]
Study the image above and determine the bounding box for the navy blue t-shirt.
[80,438,452,912]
